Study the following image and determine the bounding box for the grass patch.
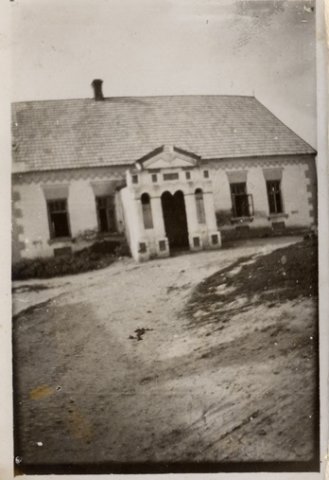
[186,238,318,326]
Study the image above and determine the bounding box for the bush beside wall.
[12,239,131,280]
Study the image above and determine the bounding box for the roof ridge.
[11,93,255,106]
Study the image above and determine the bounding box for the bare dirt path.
[13,236,317,470]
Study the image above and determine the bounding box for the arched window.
[141,193,153,229]
[195,188,206,224]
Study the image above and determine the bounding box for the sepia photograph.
[8,0,326,476]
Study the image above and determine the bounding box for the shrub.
[114,240,131,257]
[12,239,131,281]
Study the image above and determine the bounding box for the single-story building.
[12,79,317,262]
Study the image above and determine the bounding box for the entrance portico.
[120,145,221,261]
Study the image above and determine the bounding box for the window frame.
[230,182,254,218]
[266,180,283,215]
[195,188,206,224]
[141,193,154,230]
[163,172,179,181]
[96,195,117,234]
[47,198,71,240]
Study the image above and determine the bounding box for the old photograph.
[10,0,321,475]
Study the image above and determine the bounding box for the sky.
[11,0,316,146]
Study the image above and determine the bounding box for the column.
[132,196,151,261]
[150,195,169,257]
[184,192,202,251]
[151,196,166,237]
[203,192,218,230]
[203,191,222,248]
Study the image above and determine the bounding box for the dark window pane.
[141,193,153,229]
[195,189,206,224]
[193,237,200,248]
[230,183,252,218]
[96,195,117,233]
[97,197,107,208]
[48,199,66,213]
[139,242,147,253]
[99,208,109,232]
[163,173,179,181]
[52,212,70,237]
[211,234,218,245]
[107,208,116,232]
[235,195,249,217]
[230,183,247,195]
[48,199,70,238]
[275,191,282,213]
[267,180,283,214]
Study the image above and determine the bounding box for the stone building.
[12,80,317,262]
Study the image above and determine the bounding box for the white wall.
[12,155,316,261]
[12,169,126,260]
[209,155,317,229]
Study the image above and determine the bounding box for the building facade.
[12,80,317,262]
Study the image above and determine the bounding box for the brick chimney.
[91,79,104,101]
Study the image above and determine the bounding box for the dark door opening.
[161,191,189,249]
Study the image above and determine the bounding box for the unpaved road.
[12,237,318,470]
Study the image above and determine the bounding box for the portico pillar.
[150,196,166,237]
[134,198,145,237]
[203,192,218,230]
[203,191,222,248]
[184,192,203,250]
[149,195,170,257]
[126,196,150,261]
[184,192,199,233]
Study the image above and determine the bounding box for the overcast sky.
[11,0,316,147]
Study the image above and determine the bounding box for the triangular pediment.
[135,145,199,170]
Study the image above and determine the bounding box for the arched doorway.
[161,190,189,249]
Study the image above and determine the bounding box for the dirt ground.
[12,236,318,472]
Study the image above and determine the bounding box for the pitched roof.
[12,95,315,173]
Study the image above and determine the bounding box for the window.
[163,173,179,181]
[266,180,283,214]
[139,242,147,253]
[211,234,219,245]
[195,188,206,224]
[185,171,191,180]
[203,170,209,179]
[96,196,117,233]
[230,183,253,217]
[132,174,138,184]
[151,174,158,183]
[193,236,200,248]
[141,193,153,229]
[47,199,71,239]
